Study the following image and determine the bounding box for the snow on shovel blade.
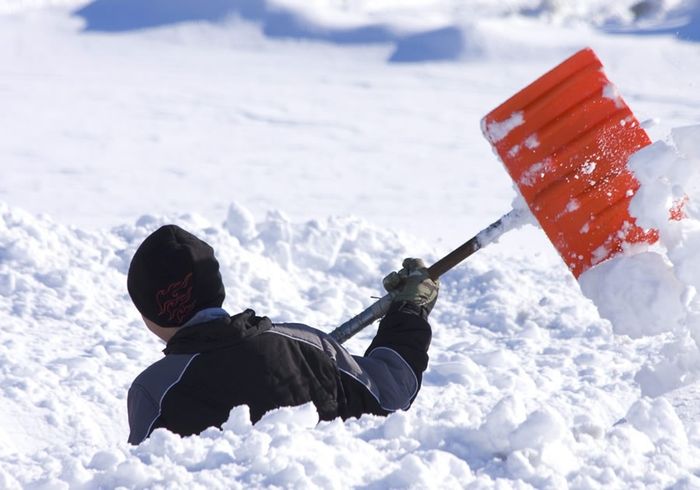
[482,47,657,278]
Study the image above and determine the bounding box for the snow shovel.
[330,47,654,344]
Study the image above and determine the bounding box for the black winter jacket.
[127,305,431,444]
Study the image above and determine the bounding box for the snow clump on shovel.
[579,124,700,393]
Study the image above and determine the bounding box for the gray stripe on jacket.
[268,323,418,412]
[127,353,199,445]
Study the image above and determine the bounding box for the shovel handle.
[330,208,526,344]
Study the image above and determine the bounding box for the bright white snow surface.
[3,0,700,488]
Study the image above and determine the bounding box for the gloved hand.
[383,258,439,316]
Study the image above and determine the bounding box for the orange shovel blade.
[482,48,656,278]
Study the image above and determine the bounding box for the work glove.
[383,258,439,317]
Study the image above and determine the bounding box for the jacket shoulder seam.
[261,329,324,352]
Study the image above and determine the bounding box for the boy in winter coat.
[126,224,438,444]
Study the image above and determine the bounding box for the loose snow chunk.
[567,199,580,213]
[602,83,625,109]
[524,134,539,149]
[579,252,686,338]
[224,202,257,242]
[509,407,570,453]
[581,161,597,175]
[555,199,580,221]
[484,112,525,143]
[625,398,688,446]
[519,160,549,187]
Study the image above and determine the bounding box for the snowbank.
[1,201,699,487]
[66,0,698,63]
[580,125,700,396]
[2,2,700,486]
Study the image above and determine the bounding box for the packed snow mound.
[579,124,700,396]
[3,1,700,485]
[70,0,690,32]
[5,0,697,49]
[604,0,700,41]
[65,0,699,63]
[1,201,700,487]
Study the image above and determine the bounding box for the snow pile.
[3,0,697,58]
[2,0,700,486]
[1,201,700,487]
[580,125,700,396]
[64,0,696,62]
[68,0,689,32]
[578,252,687,339]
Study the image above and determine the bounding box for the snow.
[602,82,625,108]
[580,123,700,397]
[2,0,700,487]
[483,112,526,144]
[519,161,550,187]
[524,134,539,150]
[579,251,687,338]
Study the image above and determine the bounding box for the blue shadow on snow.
[74,0,395,44]
[602,1,700,42]
[389,27,464,62]
[74,0,467,61]
[74,0,259,32]
[636,13,700,41]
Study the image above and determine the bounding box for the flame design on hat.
[156,272,196,324]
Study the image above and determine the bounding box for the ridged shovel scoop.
[482,47,656,278]
[330,48,658,344]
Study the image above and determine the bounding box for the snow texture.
[580,124,700,400]
[483,112,525,144]
[2,0,700,488]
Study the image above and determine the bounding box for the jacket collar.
[164,309,272,355]
[181,307,230,329]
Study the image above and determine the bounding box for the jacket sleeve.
[336,302,432,418]
[364,302,432,387]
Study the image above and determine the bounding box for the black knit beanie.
[127,225,225,327]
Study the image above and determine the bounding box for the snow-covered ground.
[2,0,700,488]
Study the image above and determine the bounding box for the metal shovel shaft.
[330,208,526,344]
